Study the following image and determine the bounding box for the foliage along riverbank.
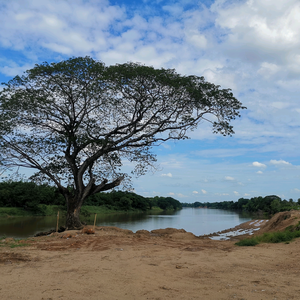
[182,194,300,216]
[0,181,182,217]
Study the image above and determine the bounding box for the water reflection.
[0,208,255,238]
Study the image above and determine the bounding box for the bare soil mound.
[258,210,300,233]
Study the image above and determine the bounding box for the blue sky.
[1,0,300,202]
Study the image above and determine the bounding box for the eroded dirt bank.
[1,211,300,300]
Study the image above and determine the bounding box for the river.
[0,208,257,239]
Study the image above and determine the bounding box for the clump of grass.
[9,242,29,248]
[235,238,259,246]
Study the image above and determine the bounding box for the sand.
[1,210,300,300]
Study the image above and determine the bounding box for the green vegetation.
[235,238,260,246]
[1,242,30,248]
[235,223,300,246]
[182,195,300,215]
[8,242,30,248]
[0,205,66,217]
[0,180,182,217]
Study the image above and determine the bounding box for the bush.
[235,238,259,246]
[259,231,294,243]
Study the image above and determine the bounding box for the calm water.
[0,208,255,239]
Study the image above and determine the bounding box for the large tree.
[0,57,245,229]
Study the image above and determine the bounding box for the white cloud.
[225,176,235,181]
[192,191,198,194]
[161,172,173,177]
[257,171,263,174]
[212,0,300,73]
[186,33,207,49]
[258,62,280,78]
[270,159,292,166]
[168,192,175,196]
[201,189,207,194]
[252,161,267,168]
[270,102,291,109]
[177,193,188,198]
[233,191,240,196]
[193,148,250,158]
[0,61,34,77]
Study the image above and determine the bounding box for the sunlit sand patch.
[209,228,261,240]
[250,219,268,226]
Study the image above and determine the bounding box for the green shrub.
[260,231,294,243]
[235,238,259,246]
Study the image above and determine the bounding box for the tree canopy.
[0,56,245,229]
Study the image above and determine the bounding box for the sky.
[0,0,300,203]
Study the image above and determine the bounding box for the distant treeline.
[0,181,182,214]
[182,195,300,215]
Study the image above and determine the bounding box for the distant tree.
[237,197,249,210]
[0,180,64,212]
[0,57,244,229]
[270,198,281,214]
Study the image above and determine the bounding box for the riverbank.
[1,211,300,299]
[0,205,165,218]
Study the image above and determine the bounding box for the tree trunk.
[65,196,84,230]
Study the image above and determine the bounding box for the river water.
[0,208,256,239]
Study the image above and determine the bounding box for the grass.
[8,242,30,248]
[0,207,33,217]
[80,205,165,217]
[148,207,165,213]
[81,205,121,216]
[0,205,67,218]
[41,205,66,216]
[236,224,300,246]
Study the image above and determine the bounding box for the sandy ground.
[1,211,300,300]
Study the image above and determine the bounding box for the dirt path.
[1,211,300,300]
